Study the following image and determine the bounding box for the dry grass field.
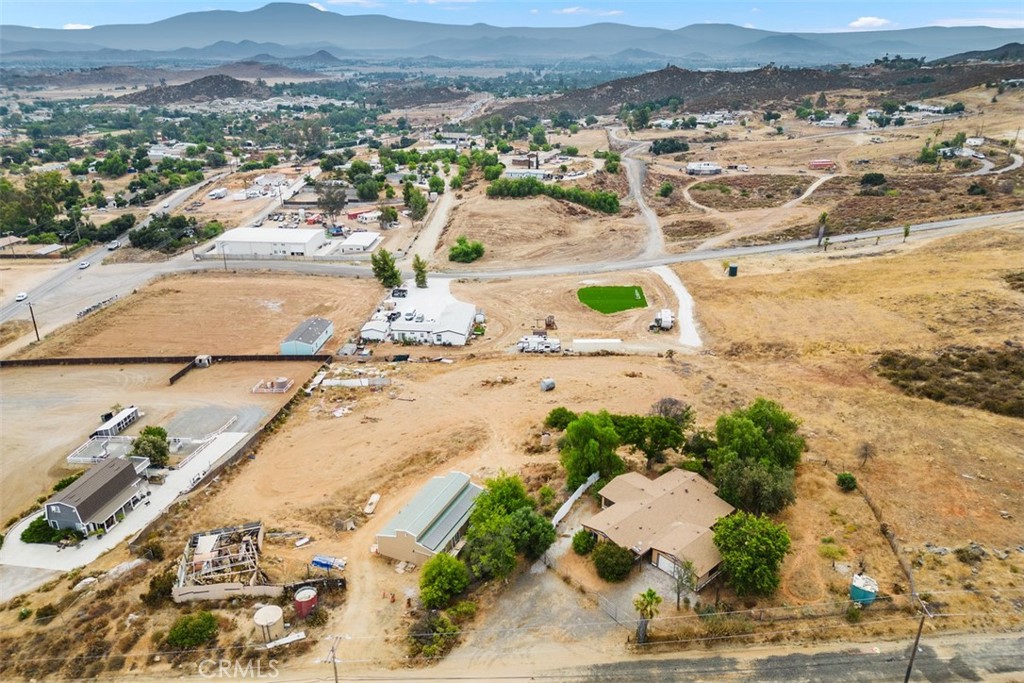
[14,272,382,359]
[433,192,645,270]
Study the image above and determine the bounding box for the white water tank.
[254,605,284,643]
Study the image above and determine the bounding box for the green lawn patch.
[577,286,647,314]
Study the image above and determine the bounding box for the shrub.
[17,608,32,621]
[52,472,83,492]
[446,600,477,625]
[544,407,578,430]
[166,611,218,650]
[572,529,597,555]
[141,572,175,608]
[967,183,987,196]
[658,181,674,197]
[306,608,329,627]
[35,604,58,623]
[836,472,857,492]
[592,542,634,582]
[860,172,887,186]
[420,554,470,609]
[845,604,863,623]
[448,235,485,263]
[138,540,165,561]
[20,517,82,544]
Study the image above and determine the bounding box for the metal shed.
[280,317,334,355]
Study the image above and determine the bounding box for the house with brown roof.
[582,469,734,589]
[44,456,150,535]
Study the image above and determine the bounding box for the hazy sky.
[4,0,1024,32]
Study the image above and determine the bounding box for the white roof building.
[215,228,326,258]
[339,231,380,253]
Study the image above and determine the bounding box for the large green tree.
[612,414,685,470]
[419,553,470,609]
[559,411,624,489]
[713,512,791,596]
[131,432,169,467]
[408,186,429,221]
[370,249,402,288]
[714,458,795,515]
[464,513,517,580]
[507,507,556,560]
[315,181,347,226]
[711,398,804,470]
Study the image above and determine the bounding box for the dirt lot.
[0,360,315,523]
[433,192,645,271]
[1,226,1022,677]
[548,128,613,156]
[14,272,382,358]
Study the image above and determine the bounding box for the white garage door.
[656,553,676,574]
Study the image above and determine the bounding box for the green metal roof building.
[374,471,482,565]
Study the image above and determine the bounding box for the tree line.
[486,176,620,214]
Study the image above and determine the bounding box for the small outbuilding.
[375,471,483,565]
[92,405,140,438]
[339,231,380,253]
[280,317,334,355]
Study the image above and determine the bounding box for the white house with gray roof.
[374,471,483,565]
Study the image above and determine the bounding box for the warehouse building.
[280,317,334,355]
[374,471,482,565]
[215,228,326,258]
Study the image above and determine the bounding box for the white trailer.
[651,309,675,331]
[517,335,561,353]
[208,187,228,199]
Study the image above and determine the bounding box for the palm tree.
[633,588,662,645]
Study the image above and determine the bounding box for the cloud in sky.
[848,16,892,29]
[62,23,93,30]
[308,2,326,10]
[327,0,381,6]
[553,6,623,16]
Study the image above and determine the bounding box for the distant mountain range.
[2,2,1022,68]
[930,42,1024,65]
[488,62,1024,119]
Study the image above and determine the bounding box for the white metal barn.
[339,231,380,253]
[280,317,334,355]
[215,228,326,258]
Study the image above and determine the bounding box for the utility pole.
[27,302,40,342]
[903,614,926,683]
[221,244,228,271]
[328,636,340,683]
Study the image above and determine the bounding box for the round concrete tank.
[254,605,284,643]
[274,377,289,390]
[294,587,318,619]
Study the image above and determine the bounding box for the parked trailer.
[517,335,561,353]
[208,187,228,199]
[650,308,675,331]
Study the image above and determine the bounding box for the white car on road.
[78,261,90,270]
[15,292,28,302]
